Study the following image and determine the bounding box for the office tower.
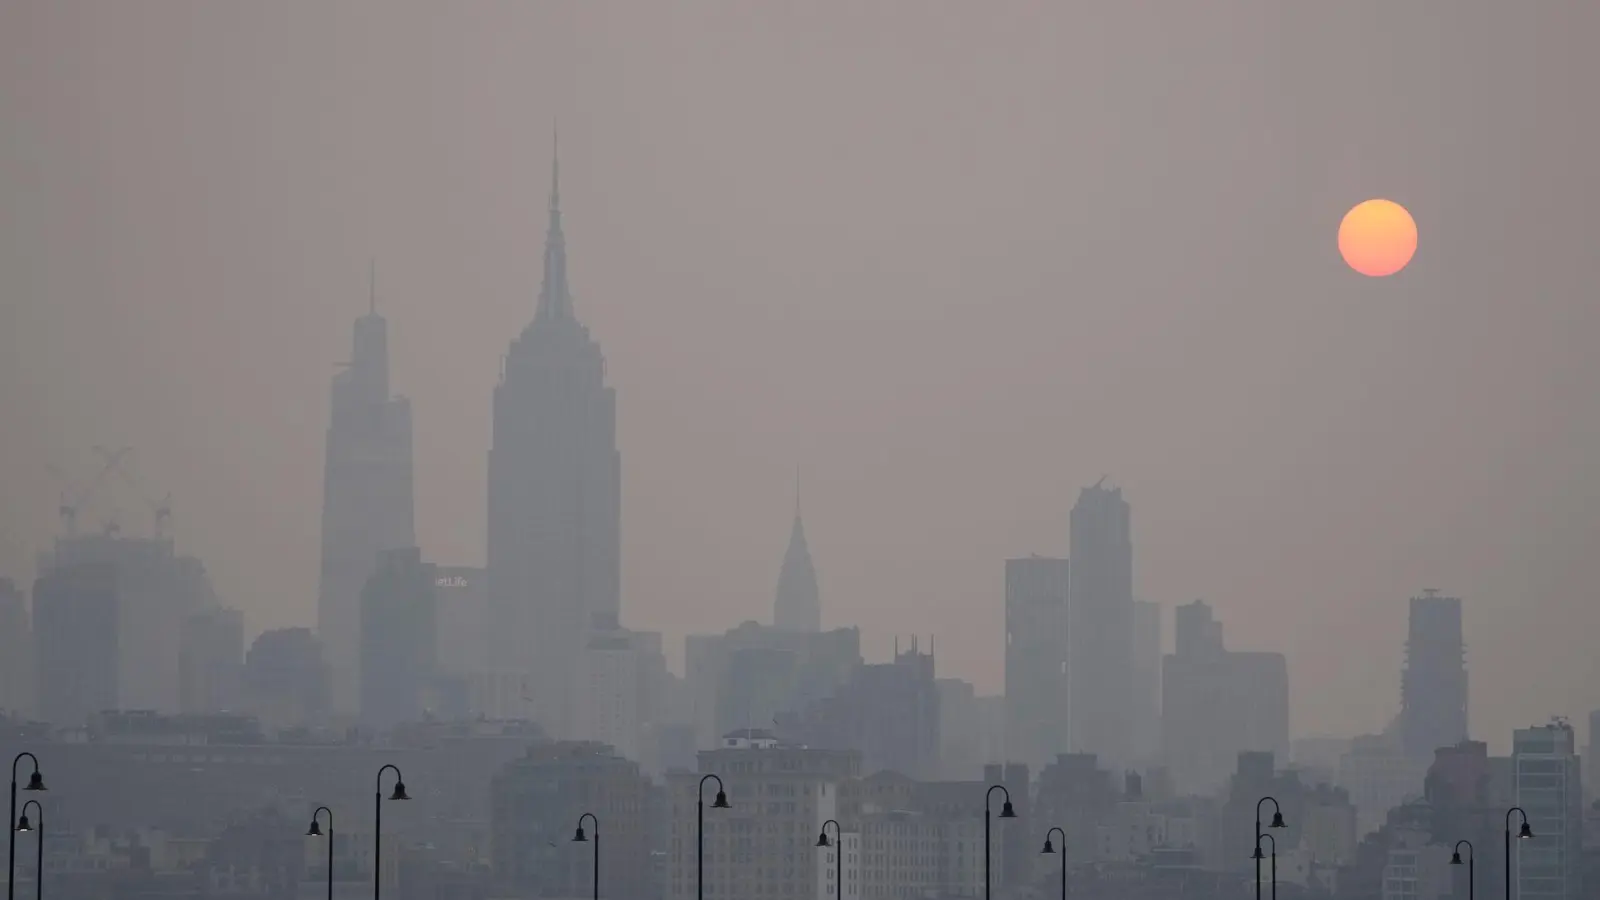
[316,276,415,714]
[1003,555,1069,769]
[0,578,32,716]
[491,742,654,900]
[779,638,941,778]
[486,146,620,738]
[573,621,669,763]
[1161,600,1289,795]
[685,621,862,748]
[432,565,486,678]
[243,627,330,730]
[1068,481,1133,765]
[1399,590,1468,761]
[774,485,821,632]
[1130,598,1162,763]
[179,605,244,714]
[1513,720,1582,900]
[32,562,119,726]
[359,547,438,728]
[37,531,218,713]
[666,731,859,900]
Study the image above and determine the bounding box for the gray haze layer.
[2,1,1597,749]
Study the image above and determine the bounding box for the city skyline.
[3,1,1599,752]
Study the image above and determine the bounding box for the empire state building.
[485,148,620,737]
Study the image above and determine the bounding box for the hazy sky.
[2,2,1597,751]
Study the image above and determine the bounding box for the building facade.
[1004,556,1069,771]
[1161,600,1290,795]
[179,605,244,714]
[33,562,119,726]
[1399,591,1467,762]
[1068,482,1133,766]
[359,547,438,728]
[1513,720,1582,900]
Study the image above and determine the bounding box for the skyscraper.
[33,562,119,726]
[1399,590,1467,761]
[1068,481,1133,765]
[773,484,820,632]
[485,144,621,737]
[1004,555,1069,770]
[316,273,415,713]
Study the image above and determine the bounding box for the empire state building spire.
[536,127,572,322]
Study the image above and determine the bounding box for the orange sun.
[1338,199,1417,277]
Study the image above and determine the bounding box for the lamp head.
[999,800,1016,819]
[573,826,587,843]
[389,781,410,801]
[1252,845,1266,861]
[306,820,324,837]
[1449,851,1463,866]
[1041,838,1056,855]
[1518,822,1534,840]
[712,790,730,809]
[14,815,30,833]
[1269,812,1286,829]
[816,831,831,848]
[24,772,44,792]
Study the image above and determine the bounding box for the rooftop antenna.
[368,259,377,315]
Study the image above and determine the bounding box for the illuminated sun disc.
[1338,199,1417,277]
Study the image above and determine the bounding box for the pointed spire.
[536,122,572,323]
[774,484,821,633]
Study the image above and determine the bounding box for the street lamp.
[1254,796,1285,900]
[816,819,842,900]
[983,783,1016,900]
[573,813,598,900]
[1251,832,1277,900]
[306,807,333,900]
[1450,839,1474,900]
[373,765,408,900]
[14,800,41,900]
[697,774,729,900]
[1040,827,1066,900]
[8,753,44,900]
[1505,807,1532,900]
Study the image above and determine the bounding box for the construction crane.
[102,447,173,540]
[45,445,131,538]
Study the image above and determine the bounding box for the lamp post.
[1504,807,1532,900]
[983,783,1016,900]
[1251,832,1278,900]
[696,774,729,900]
[1450,839,1474,900]
[1253,796,1285,900]
[373,765,408,900]
[8,753,44,900]
[1040,827,1066,900]
[816,819,842,900]
[306,807,333,900]
[15,800,41,900]
[573,813,598,900]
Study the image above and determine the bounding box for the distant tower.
[1067,480,1134,766]
[485,135,621,737]
[1399,590,1467,759]
[773,476,820,632]
[316,266,416,714]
